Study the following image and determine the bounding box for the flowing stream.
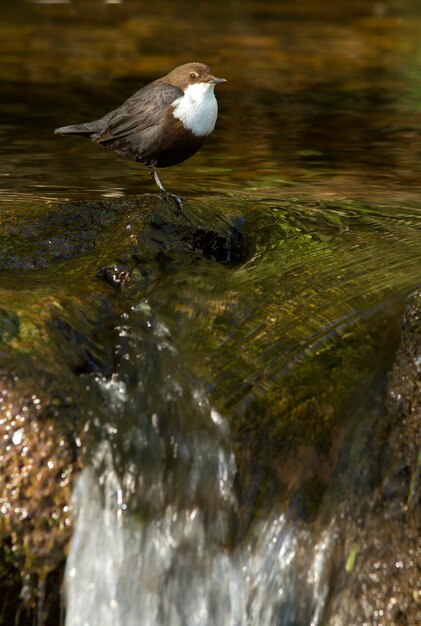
[1,1,421,624]
[60,196,420,625]
[64,302,334,626]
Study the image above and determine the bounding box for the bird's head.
[165,62,227,93]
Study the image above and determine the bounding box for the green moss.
[0,309,20,343]
[345,543,359,573]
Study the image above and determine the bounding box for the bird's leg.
[150,165,167,193]
[149,165,185,215]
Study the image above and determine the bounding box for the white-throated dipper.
[54,62,226,209]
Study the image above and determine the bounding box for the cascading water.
[64,300,335,626]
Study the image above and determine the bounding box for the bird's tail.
[54,120,101,137]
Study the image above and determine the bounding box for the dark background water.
[2,0,421,205]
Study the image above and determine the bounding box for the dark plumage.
[54,62,227,206]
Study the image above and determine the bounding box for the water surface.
[2,0,421,206]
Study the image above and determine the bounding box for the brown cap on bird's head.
[164,62,227,91]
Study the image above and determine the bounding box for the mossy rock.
[0,194,244,623]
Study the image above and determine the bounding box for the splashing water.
[65,454,334,626]
[64,301,335,626]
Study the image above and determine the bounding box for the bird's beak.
[209,76,227,84]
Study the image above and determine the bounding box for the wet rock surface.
[325,290,421,626]
[0,191,420,625]
[0,194,244,624]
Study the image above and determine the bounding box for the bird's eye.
[190,72,198,80]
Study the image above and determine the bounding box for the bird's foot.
[164,193,186,217]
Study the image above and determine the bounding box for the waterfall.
[64,300,334,626]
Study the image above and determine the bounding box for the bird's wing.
[93,81,183,144]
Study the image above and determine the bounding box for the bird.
[54,62,227,209]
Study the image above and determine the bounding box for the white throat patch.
[171,82,218,137]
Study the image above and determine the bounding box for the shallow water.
[1,1,421,624]
[2,0,421,206]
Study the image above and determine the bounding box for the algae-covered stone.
[0,194,242,623]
